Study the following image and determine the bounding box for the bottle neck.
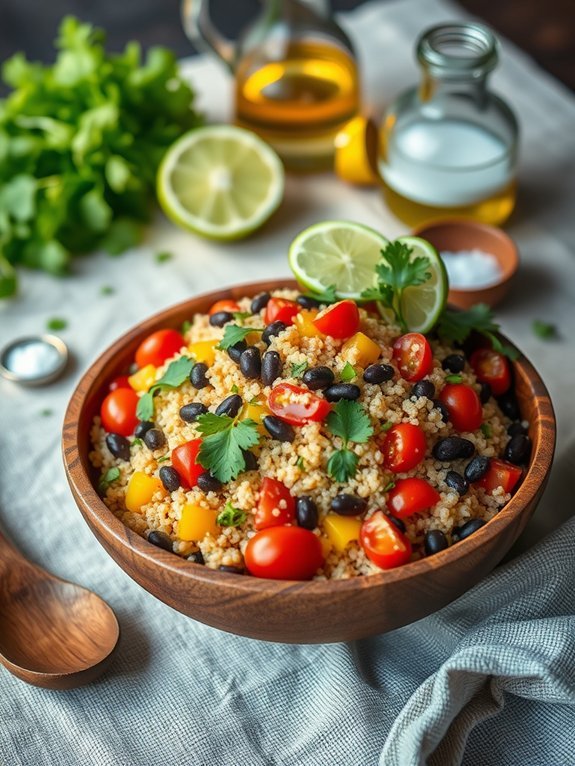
[420,69,489,102]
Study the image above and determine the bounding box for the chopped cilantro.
[217,324,262,351]
[100,285,115,296]
[155,251,173,264]
[301,284,338,305]
[380,421,394,432]
[445,374,463,384]
[40,408,53,417]
[157,455,170,463]
[383,481,396,492]
[216,501,247,527]
[481,423,492,438]
[340,362,356,382]
[326,400,373,482]
[181,320,192,335]
[231,384,239,394]
[290,360,308,378]
[296,456,305,470]
[46,317,67,331]
[232,311,252,321]
[131,438,143,447]
[532,319,558,340]
[98,466,120,493]
[136,356,194,421]
[196,413,260,483]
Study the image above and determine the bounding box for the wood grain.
[62,280,556,643]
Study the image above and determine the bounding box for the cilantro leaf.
[136,356,194,421]
[98,466,120,493]
[301,284,338,305]
[181,320,192,335]
[436,305,520,361]
[532,319,558,341]
[445,374,463,384]
[46,317,67,331]
[327,448,358,483]
[217,501,247,527]
[290,360,308,378]
[100,285,115,296]
[217,325,262,351]
[155,251,173,264]
[232,311,252,321]
[196,414,260,483]
[340,362,356,382]
[480,423,492,438]
[326,400,373,445]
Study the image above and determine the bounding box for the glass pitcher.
[377,23,519,226]
[182,0,361,171]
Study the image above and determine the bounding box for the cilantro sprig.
[301,284,339,305]
[217,324,262,351]
[136,356,194,421]
[216,501,247,527]
[436,304,520,361]
[290,360,308,378]
[326,400,373,483]
[196,413,260,483]
[98,466,120,494]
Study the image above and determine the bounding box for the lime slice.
[377,235,448,333]
[157,125,284,241]
[288,220,388,299]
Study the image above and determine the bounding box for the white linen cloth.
[1,0,575,763]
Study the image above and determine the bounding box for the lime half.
[288,220,388,299]
[377,236,448,333]
[157,125,284,241]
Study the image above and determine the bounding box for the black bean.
[424,529,449,556]
[504,434,531,466]
[324,383,361,402]
[227,340,247,363]
[442,354,465,373]
[106,433,131,461]
[242,450,258,471]
[445,470,468,496]
[464,456,490,483]
[331,494,367,516]
[433,400,450,423]
[251,292,271,314]
[507,421,528,437]
[479,382,492,404]
[296,496,319,529]
[388,515,406,533]
[180,402,208,422]
[263,415,295,443]
[497,391,520,420]
[144,428,166,450]
[296,294,323,309]
[303,365,334,390]
[432,436,475,461]
[412,379,435,399]
[187,550,205,565]
[147,530,173,552]
[159,466,181,492]
[209,311,233,327]
[262,321,286,345]
[197,471,223,493]
[261,351,282,386]
[190,362,209,389]
[240,347,261,379]
[453,518,486,542]
[219,565,244,574]
[134,420,154,439]
[363,363,395,384]
[216,394,242,418]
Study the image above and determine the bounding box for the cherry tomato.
[100,388,139,436]
[172,439,203,489]
[264,297,300,326]
[255,478,296,530]
[209,299,241,316]
[392,333,433,381]
[268,382,331,426]
[244,526,324,580]
[477,458,522,494]
[388,478,440,518]
[135,329,184,369]
[360,510,412,569]
[108,375,131,391]
[470,348,512,397]
[312,300,360,339]
[438,383,483,432]
[381,423,427,473]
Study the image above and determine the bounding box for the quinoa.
[90,290,519,579]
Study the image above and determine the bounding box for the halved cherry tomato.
[264,297,300,326]
[172,439,203,489]
[360,510,412,569]
[100,388,139,436]
[209,299,240,316]
[388,478,440,518]
[392,332,433,381]
[381,423,426,473]
[254,477,296,530]
[135,329,184,369]
[477,458,522,494]
[312,300,360,339]
[470,348,512,397]
[438,383,483,432]
[108,375,131,391]
[268,382,331,426]
[244,526,324,580]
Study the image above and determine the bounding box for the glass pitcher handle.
[181,0,237,71]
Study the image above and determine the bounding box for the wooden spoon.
[0,530,120,689]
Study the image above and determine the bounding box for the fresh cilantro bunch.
[0,17,203,297]
[436,304,520,360]
[326,400,373,483]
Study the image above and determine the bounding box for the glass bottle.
[378,23,519,226]
[182,0,361,171]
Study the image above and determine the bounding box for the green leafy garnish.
[100,285,115,296]
[480,423,492,438]
[380,421,394,433]
[445,374,463,384]
[98,466,120,493]
[46,317,67,331]
[291,360,308,378]
[216,501,247,527]
[231,384,239,394]
[233,311,252,321]
[155,251,173,264]
[131,438,143,447]
[196,413,260,483]
[217,325,262,351]
[340,362,356,382]
[383,481,396,492]
[326,400,373,482]
[532,319,558,340]
[296,456,305,470]
[181,320,192,335]
[136,356,194,421]
[301,284,338,305]
[436,304,520,361]
[362,241,431,331]
[157,455,170,463]
[40,408,53,417]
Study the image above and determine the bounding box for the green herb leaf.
[196,414,260,483]
[326,399,373,445]
[216,501,247,527]
[217,324,262,351]
[40,408,53,417]
[445,374,463,384]
[100,285,115,296]
[136,356,194,421]
[290,360,308,378]
[231,384,239,394]
[181,320,192,335]
[380,421,393,432]
[46,317,67,331]
[131,438,143,447]
[532,319,558,341]
[157,455,170,463]
[98,466,120,493]
[436,304,520,361]
[302,284,338,305]
[480,423,492,438]
[155,251,173,264]
[383,480,396,492]
[327,448,359,483]
[232,311,252,321]
[340,362,356,382]
[296,456,305,469]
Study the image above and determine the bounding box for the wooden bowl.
[62,280,555,644]
[412,219,519,309]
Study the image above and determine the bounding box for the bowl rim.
[63,278,556,594]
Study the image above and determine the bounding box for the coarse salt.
[440,249,502,289]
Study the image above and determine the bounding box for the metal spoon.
[0,530,119,689]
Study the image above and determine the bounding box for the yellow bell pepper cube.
[341,332,381,368]
[240,399,271,435]
[188,340,218,366]
[178,503,220,542]
[294,309,324,338]
[323,514,362,552]
[128,364,157,392]
[125,471,164,513]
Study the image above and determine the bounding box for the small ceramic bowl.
[412,219,519,309]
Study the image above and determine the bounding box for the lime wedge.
[377,236,448,333]
[157,125,284,241]
[288,220,388,299]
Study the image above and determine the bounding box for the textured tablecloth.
[1,0,575,764]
